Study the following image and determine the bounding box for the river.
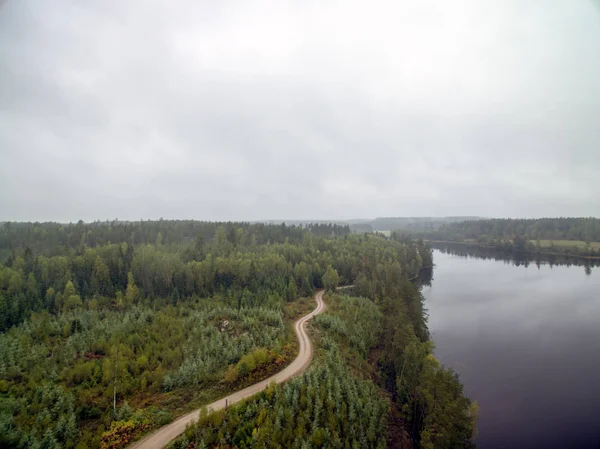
[422,246,600,449]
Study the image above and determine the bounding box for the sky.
[1,0,599,222]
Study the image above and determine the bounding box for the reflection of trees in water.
[417,266,433,287]
[431,242,598,275]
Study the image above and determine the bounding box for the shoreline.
[426,239,600,261]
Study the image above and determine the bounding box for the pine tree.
[287,277,297,301]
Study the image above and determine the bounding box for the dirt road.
[129,289,326,449]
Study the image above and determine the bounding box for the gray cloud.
[1,0,599,222]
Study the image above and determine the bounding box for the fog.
[1,0,599,221]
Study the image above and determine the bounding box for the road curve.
[129,289,327,449]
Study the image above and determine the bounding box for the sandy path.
[129,289,326,449]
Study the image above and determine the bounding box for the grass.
[533,239,600,250]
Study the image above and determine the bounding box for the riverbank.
[426,239,600,261]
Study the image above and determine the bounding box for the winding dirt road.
[129,289,327,449]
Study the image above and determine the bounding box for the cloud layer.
[1,0,599,221]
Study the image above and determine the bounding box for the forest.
[171,290,476,449]
[0,220,474,448]
[401,217,600,258]
[365,217,482,233]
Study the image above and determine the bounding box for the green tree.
[286,277,297,301]
[322,265,339,291]
[125,272,142,305]
[45,287,56,310]
[64,295,83,312]
[0,294,8,330]
[215,225,228,255]
[63,280,77,300]
[92,256,111,296]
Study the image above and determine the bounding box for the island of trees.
[0,220,475,448]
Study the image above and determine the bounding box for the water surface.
[422,248,600,449]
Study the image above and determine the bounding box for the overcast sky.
[1,0,599,222]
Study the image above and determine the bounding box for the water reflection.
[417,265,433,287]
[431,241,599,275]
[422,249,600,449]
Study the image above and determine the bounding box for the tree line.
[0,220,415,332]
[351,263,477,447]
[400,217,600,258]
[0,221,349,260]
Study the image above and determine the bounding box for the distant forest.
[364,216,483,233]
[264,216,483,234]
[0,220,475,449]
[0,221,350,261]
[401,217,600,258]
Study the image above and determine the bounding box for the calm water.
[422,249,600,449]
